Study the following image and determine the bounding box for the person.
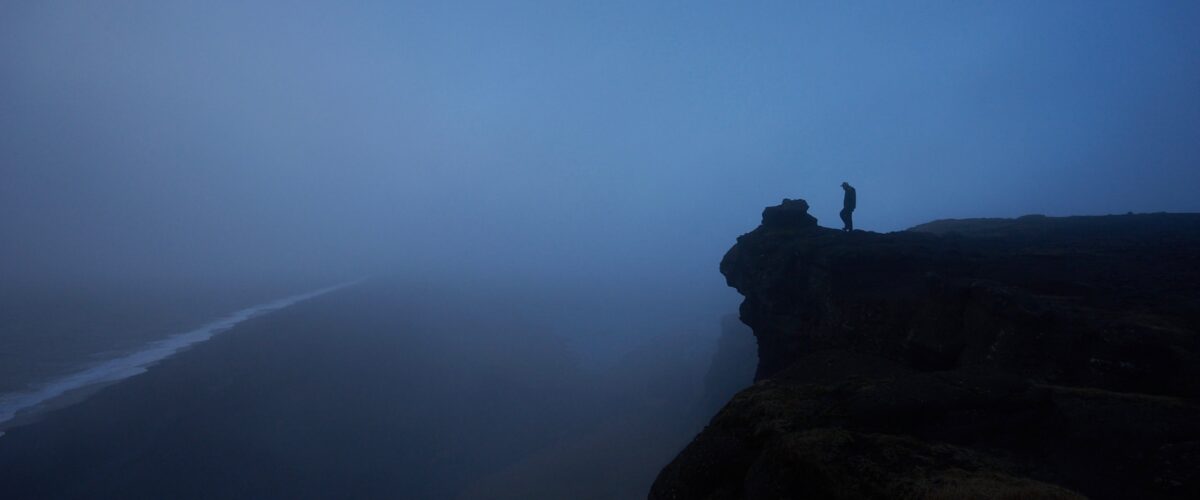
[839,182,856,231]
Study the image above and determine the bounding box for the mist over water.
[1,1,1198,498]
[0,281,355,428]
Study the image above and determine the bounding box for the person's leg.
[839,209,851,231]
[846,210,853,231]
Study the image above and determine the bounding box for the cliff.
[651,201,1200,499]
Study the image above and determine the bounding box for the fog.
[4,1,1198,291]
[1,1,1199,497]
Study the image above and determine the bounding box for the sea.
[0,280,357,436]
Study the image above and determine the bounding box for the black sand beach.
[0,279,724,499]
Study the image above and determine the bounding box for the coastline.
[0,278,725,499]
[0,280,360,435]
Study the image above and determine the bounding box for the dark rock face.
[653,208,1200,499]
[760,198,819,230]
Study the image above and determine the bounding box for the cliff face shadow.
[654,201,1200,500]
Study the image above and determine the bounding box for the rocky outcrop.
[652,201,1200,499]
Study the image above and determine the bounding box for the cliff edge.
[651,201,1200,499]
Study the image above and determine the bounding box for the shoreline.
[0,378,124,433]
[0,280,361,435]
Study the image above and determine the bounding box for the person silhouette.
[840,182,856,231]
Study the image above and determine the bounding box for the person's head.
[841,182,851,190]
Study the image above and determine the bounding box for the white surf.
[0,280,361,432]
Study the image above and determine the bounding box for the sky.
[2,0,1198,291]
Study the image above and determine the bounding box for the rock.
[654,212,1200,499]
[760,198,819,230]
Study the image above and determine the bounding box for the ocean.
[0,280,355,434]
